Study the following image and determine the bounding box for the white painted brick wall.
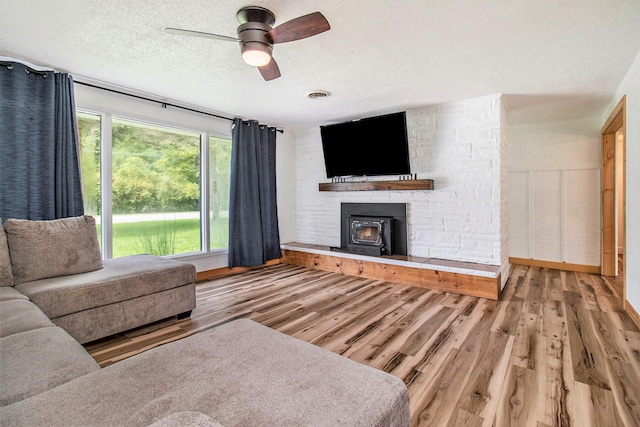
[293,94,506,267]
[499,99,510,287]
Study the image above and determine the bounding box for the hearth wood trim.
[319,179,434,192]
[281,243,500,300]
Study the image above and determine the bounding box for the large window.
[111,119,201,257]
[77,112,231,258]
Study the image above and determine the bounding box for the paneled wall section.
[508,119,601,266]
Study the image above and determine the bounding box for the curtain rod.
[73,80,283,133]
[0,60,49,76]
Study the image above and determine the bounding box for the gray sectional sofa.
[0,216,410,426]
[1,215,196,344]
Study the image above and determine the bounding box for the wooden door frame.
[601,96,626,285]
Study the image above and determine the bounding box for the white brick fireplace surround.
[292,94,510,289]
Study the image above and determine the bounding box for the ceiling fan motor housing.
[237,21,273,49]
[236,7,275,65]
[237,22,273,66]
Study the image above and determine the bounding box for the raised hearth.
[281,242,501,300]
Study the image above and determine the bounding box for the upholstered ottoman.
[1,319,410,427]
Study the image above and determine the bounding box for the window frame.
[77,107,231,260]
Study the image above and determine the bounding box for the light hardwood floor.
[86,263,640,426]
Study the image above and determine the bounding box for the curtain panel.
[228,118,281,267]
[0,61,84,221]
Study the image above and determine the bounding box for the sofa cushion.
[147,412,224,427]
[53,283,196,344]
[0,327,100,407]
[0,287,28,302]
[0,220,13,286]
[15,255,196,319]
[0,319,410,426]
[0,299,55,338]
[5,216,103,286]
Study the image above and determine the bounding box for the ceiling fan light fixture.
[166,6,330,80]
[241,42,272,67]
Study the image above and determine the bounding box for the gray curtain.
[228,118,281,267]
[0,61,83,221]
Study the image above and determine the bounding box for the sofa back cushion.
[5,216,103,285]
[0,220,14,286]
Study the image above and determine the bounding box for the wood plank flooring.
[85,263,640,426]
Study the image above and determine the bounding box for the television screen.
[320,111,411,178]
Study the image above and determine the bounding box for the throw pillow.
[0,220,14,286]
[5,216,103,285]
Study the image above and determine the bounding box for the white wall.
[508,117,601,266]
[293,94,509,286]
[275,130,296,244]
[604,49,640,311]
[74,84,232,136]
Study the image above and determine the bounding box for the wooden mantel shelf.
[319,179,434,192]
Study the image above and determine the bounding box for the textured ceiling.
[1,0,639,131]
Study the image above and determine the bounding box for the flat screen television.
[320,111,411,178]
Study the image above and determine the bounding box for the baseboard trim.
[625,300,640,331]
[509,257,600,274]
[196,258,282,282]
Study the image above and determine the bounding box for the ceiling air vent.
[306,90,331,99]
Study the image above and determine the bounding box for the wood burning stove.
[340,203,407,256]
[347,216,394,256]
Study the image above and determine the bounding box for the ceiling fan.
[166,6,330,81]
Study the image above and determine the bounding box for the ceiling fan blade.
[165,27,238,42]
[267,12,330,44]
[259,58,281,81]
